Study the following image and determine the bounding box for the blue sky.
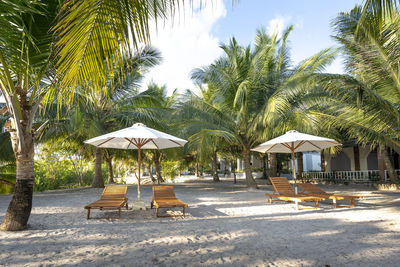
[145,0,362,94]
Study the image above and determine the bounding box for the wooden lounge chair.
[84,185,129,219]
[297,183,363,208]
[151,186,188,217]
[266,177,325,210]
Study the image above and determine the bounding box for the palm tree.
[358,0,398,35]
[307,6,400,182]
[40,47,161,188]
[187,28,336,188]
[144,83,181,183]
[0,1,62,231]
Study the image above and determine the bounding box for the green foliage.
[162,160,184,180]
[33,159,94,192]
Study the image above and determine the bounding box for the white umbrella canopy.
[84,123,187,205]
[251,130,341,181]
[84,123,187,150]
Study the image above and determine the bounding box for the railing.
[302,170,399,183]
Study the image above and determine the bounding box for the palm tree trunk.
[243,147,258,188]
[269,153,277,177]
[92,148,104,188]
[231,159,237,184]
[195,161,200,177]
[106,156,114,184]
[212,150,219,182]
[262,154,268,179]
[148,164,155,183]
[380,145,398,183]
[154,152,164,184]
[1,128,34,231]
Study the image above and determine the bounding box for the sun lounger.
[151,186,188,217]
[84,185,129,219]
[297,183,362,208]
[266,177,325,210]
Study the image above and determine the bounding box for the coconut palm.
[39,47,162,188]
[144,83,181,183]
[305,6,400,182]
[187,28,336,188]
[358,0,398,35]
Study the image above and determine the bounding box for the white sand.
[1,177,400,266]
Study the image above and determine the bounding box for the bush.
[34,159,94,192]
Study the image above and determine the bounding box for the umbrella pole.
[138,146,141,200]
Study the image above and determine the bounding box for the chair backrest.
[153,186,177,199]
[269,177,296,196]
[297,183,326,194]
[100,185,128,200]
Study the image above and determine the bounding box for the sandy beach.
[1,177,400,266]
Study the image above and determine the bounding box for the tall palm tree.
[307,6,400,182]
[0,0,61,231]
[144,83,181,184]
[39,47,162,188]
[187,28,336,188]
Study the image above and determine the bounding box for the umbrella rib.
[294,141,306,150]
[141,139,152,147]
[281,143,292,150]
[125,138,137,149]
[168,139,184,147]
[97,137,115,147]
[305,140,321,150]
[262,143,277,153]
[151,139,160,150]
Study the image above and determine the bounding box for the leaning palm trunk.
[243,147,258,188]
[212,150,219,182]
[92,148,104,188]
[1,115,35,231]
[380,145,398,183]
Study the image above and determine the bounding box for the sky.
[144,0,362,94]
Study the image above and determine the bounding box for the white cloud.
[267,15,291,39]
[143,0,226,94]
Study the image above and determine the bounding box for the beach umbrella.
[84,123,187,209]
[251,130,340,183]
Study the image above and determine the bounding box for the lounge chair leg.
[350,199,355,207]
[333,199,337,208]
[118,208,121,219]
[295,201,299,210]
[87,208,91,220]
[315,200,319,209]
[156,207,159,217]
[183,207,185,217]
[126,202,129,210]
[267,197,272,204]
[150,201,153,209]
